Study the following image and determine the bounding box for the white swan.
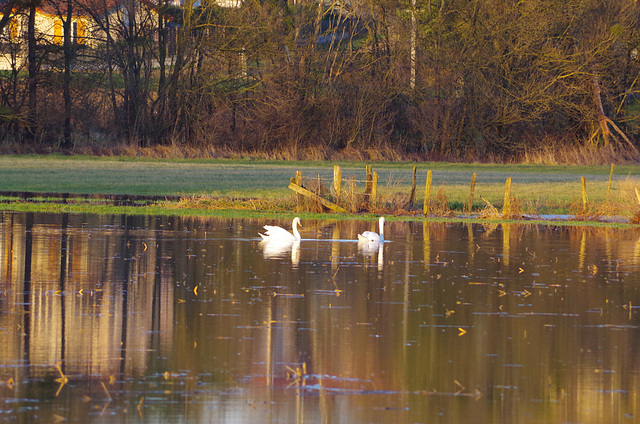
[358,239,380,255]
[358,216,385,243]
[259,217,302,242]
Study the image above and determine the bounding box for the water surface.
[1,212,640,423]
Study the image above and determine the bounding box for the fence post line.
[502,177,512,218]
[423,170,432,216]
[333,165,342,200]
[467,172,477,213]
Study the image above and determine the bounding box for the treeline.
[2,0,640,162]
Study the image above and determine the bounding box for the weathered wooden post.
[333,165,342,200]
[423,170,432,216]
[502,177,512,218]
[365,165,373,197]
[606,164,614,203]
[371,171,378,211]
[467,172,477,213]
[581,176,587,215]
[407,166,417,208]
[295,171,303,212]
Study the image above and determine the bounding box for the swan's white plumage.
[259,217,302,242]
[357,217,385,243]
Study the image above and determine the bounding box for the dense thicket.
[2,0,640,162]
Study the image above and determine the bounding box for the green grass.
[0,154,639,221]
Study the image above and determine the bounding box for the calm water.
[1,212,640,423]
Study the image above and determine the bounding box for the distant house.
[0,0,244,70]
[0,1,94,70]
[0,0,176,70]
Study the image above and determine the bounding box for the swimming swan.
[358,216,385,243]
[259,217,302,242]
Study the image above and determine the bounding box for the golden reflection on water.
[1,212,640,423]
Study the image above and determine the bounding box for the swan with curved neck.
[358,216,385,243]
[259,217,302,242]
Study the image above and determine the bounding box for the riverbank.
[0,155,639,226]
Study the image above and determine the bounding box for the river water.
[1,212,640,423]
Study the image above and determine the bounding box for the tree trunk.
[26,3,37,142]
[591,69,610,146]
[410,0,416,90]
[62,0,73,148]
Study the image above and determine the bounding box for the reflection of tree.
[1,217,640,422]
[0,213,177,379]
[22,212,33,371]
[58,213,68,373]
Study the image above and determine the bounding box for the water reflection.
[1,212,640,423]
[261,239,301,268]
[357,239,384,271]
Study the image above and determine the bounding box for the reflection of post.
[467,223,475,267]
[331,225,340,270]
[604,228,612,269]
[423,221,430,269]
[502,223,510,268]
[579,230,586,272]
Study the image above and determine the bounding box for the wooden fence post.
[423,170,432,216]
[467,172,477,213]
[502,177,512,218]
[606,164,614,203]
[295,171,303,212]
[333,165,342,200]
[371,171,378,211]
[405,166,417,209]
[581,176,587,215]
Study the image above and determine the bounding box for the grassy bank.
[1,154,639,223]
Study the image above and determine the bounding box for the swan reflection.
[260,239,300,268]
[358,239,384,270]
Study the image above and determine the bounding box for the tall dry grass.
[2,136,638,165]
[521,142,640,165]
